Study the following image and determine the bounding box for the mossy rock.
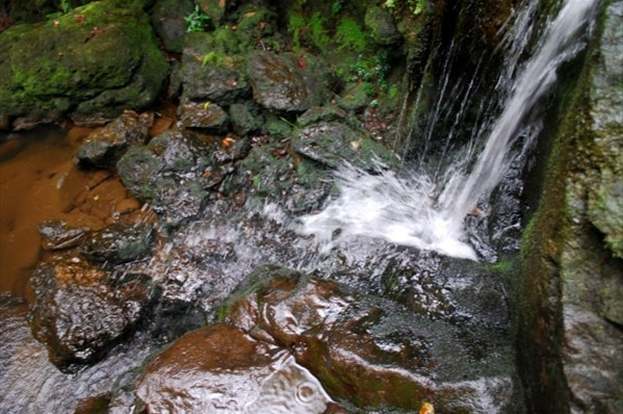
[151,0,195,53]
[0,0,168,128]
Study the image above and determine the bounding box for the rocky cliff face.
[518,1,623,412]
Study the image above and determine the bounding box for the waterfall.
[299,0,597,260]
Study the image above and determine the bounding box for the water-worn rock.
[117,130,226,226]
[76,111,154,169]
[229,102,264,136]
[222,266,517,412]
[179,31,250,105]
[135,324,334,413]
[80,223,155,266]
[248,51,330,113]
[364,6,401,45]
[292,121,398,169]
[0,0,168,129]
[178,101,229,133]
[30,253,153,370]
[39,221,88,251]
[519,2,623,413]
[151,0,195,53]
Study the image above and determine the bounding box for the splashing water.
[300,0,597,260]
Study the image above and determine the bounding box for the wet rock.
[0,0,168,128]
[588,167,623,259]
[39,221,88,251]
[292,121,398,169]
[248,51,330,113]
[365,6,401,46]
[297,105,348,127]
[229,102,264,136]
[180,31,250,105]
[135,324,333,413]
[30,254,154,370]
[197,0,227,26]
[74,393,111,414]
[178,101,229,133]
[223,266,517,412]
[518,2,623,412]
[337,83,371,112]
[151,0,195,53]
[76,111,154,169]
[80,223,155,266]
[117,130,223,226]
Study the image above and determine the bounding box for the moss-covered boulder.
[151,0,194,53]
[518,2,623,413]
[292,121,399,169]
[0,0,168,129]
[247,51,330,113]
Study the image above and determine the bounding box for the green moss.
[288,12,306,50]
[309,12,330,49]
[0,0,167,121]
[336,17,367,52]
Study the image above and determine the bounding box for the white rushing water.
[299,0,597,260]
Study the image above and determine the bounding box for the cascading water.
[299,0,597,260]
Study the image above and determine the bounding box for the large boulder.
[134,324,334,413]
[221,266,518,412]
[76,110,154,169]
[151,0,194,53]
[247,51,330,113]
[116,130,228,226]
[518,2,623,413]
[0,0,168,129]
[29,253,154,370]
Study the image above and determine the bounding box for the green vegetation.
[384,0,428,16]
[185,5,210,32]
[288,12,306,50]
[60,0,72,14]
[335,18,367,52]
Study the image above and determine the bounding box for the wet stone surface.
[29,253,154,369]
[76,111,154,169]
[135,324,334,413]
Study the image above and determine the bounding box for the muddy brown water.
[0,127,141,300]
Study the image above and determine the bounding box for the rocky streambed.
[0,0,622,413]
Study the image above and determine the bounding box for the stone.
[80,223,155,266]
[178,101,229,133]
[298,105,348,127]
[292,121,398,169]
[179,31,250,105]
[151,0,195,53]
[135,324,334,413]
[29,253,153,370]
[229,102,263,136]
[247,51,330,113]
[197,0,227,26]
[76,111,154,169]
[117,130,223,226]
[337,82,371,112]
[0,0,168,128]
[222,265,517,412]
[365,6,402,45]
[39,221,88,251]
[518,2,623,412]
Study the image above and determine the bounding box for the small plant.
[185,6,210,33]
[288,13,305,50]
[335,18,367,53]
[60,0,72,14]
[384,0,427,16]
[331,0,345,15]
[309,13,330,49]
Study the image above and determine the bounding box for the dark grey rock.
[80,223,155,266]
